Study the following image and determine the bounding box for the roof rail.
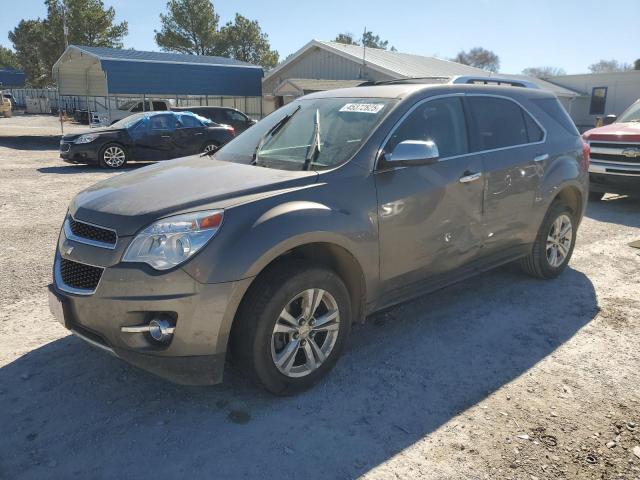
[449,76,540,89]
[358,77,451,87]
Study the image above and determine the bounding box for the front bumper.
[60,141,100,164]
[50,225,253,385]
[589,161,640,196]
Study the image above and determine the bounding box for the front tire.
[99,143,127,169]
[520,201,577,279]
[232,261,352,395]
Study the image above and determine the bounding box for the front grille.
[59,258,103,291]
[68,217,117,246]
[589,141,640,165]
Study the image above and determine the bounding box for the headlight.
[75,134,99,144]
[123,210,224,270]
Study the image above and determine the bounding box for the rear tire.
[231,261,352,395]
[589,191,605,201]
[520,201,577,279]
[99,143,127,169]
[201,142,219,155]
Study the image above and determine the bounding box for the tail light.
[226,125,235,136]
[581,141,590,169]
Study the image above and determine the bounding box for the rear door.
[464,95,546,255]
[376,95,486,294]
[173,114,207,156]
[134,113,177,160]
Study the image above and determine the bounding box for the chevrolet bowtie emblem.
[622,148,640,158]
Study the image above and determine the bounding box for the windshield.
[110,113,147,129]
[618,100,640,123]
[214,97,395,170]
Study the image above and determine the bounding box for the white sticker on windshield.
[339,103,385,114]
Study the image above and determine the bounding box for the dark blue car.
[60,111,235,169]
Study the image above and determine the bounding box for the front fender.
[181,178,379,292]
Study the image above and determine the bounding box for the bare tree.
[522,66,566,78]
[588,59,632,73]
[452,47,500,72]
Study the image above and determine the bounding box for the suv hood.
[70,155,318,235]
[584,122,640,142]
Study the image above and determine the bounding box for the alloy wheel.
[103,146,126,168]
[203,143,218,154]
[546,214,573,268]
[270,288,340,378]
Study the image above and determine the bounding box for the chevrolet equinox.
[49,81,589,394]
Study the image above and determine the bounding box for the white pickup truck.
[92,99,172,126]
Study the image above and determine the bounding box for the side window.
[227,110,248,122]
[523,112,544,142]
[153,101,168,111]
[177,115,202,128]
[589,87,607,115]
[467,97,528,151]
[386,97,469,159]
[149,114,176,130]
[131,102,143,112]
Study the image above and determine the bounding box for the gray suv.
[49,82,589,394]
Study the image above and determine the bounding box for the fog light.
[148,318,175,343]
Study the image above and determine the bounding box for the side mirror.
[603,114,617,126]
[387,140,440,166]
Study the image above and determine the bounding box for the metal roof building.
[262,40,581,113]
[0,68,26,88]
[53,45,263,97]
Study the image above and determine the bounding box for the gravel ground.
[1,114,639,480]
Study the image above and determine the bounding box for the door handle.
[194,132,204,136]
[459,172,482,183]
[160,135,171,139]
[534,153,549,162]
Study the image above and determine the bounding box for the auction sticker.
[339,103,385,114]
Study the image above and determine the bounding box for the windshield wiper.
[252,105,301,165]
[302,109,321,171]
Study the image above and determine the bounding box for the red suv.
[583,99,640,200]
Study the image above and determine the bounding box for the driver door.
[134,113,177,160]
[375,95,486,297]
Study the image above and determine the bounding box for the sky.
[1,0,638,74]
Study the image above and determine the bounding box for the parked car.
[173,106,256,133]
[0,91,11,118]
[102,99,172,124]
[59,111,235,169]
[49,81,588,394]
[583,98,640,200]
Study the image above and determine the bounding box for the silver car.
[49,81,589,394]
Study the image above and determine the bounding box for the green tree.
[334,33,358,45]
[8,0,128,87]
[453,47,500,72]
[635,59,640,70]
[361,31,389,49]
[217,14,279,68]
[155,0,220,55]
[0,46,22,70]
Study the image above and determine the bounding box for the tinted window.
[523,112,544,142]
[467,97,529,150]
[589,87,607,115]
[178,114,202,128]
[531,98,579,136]
[149,114,176,130]
[386,97,468,159]
[226,110,248,123]
[153,101,168,111]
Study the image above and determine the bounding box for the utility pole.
[61,0,69,49]
[362,26,367,80]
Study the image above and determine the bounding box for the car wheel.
[520,201,577,279]
[202,142,219,155]
[589,191,605,201]
[99,144,127,169]
[232,261,352,395]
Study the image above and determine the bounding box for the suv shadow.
[0,266,597,479]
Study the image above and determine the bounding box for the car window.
[152,101,168,111]
[523,112,544,142]
[531,98,578,135]
[226,110,248,122]
[386,97,469,159]
[177,114,203,128]
[131,101,152,113]
[467,96,530,151]
[149,114,176,130]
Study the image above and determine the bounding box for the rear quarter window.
[466,96,529,151]
[530,98,579,136]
